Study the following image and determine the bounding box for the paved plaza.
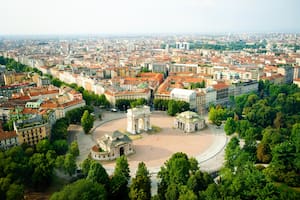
[95,112,218,169]
[73,111,227,175]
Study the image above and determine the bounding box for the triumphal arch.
[127,105,151,134]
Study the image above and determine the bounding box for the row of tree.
[51,156,140,200]
[115,98,148,111]
[153,99,190,116]
[189,81,206,89]
[51,149,299,200]
[0,56,41,74]
[51,153,212,200]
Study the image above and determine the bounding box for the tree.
[166,100,189,116]
[187,170,213,196]
[200,183,222,200]
[224,117,236,135]
[53,140,68,155]
[244,94,259,108]
[257,142,272,163]
[273,112,285,129]
[154,99,167,110]
[291,123,300,152]
[36,139,52,153]
[110,156,131,200]
[167,100,179,116]
[64,153,77,176]
[81,110,94,134]
[51,78,63,87]
[245,100,276,128]
[0,177,11,199]
[188,157,199,175]
[261,127,283,148]
[55,155,65,170]
[157,152,195,198]
[51,118,69,141]
[29,153,54,187]
[109,173,129,200]
[258,80,264,94]
[225,137,240,169]
[130,98,147,108]
[114,155,130,181]
[177,101,190,112]
[50,179,106,200]
[2,120,14,131]
[116,99,132,111]
[81,158,92,177]
[129,162,151,200]
[66,105,94,124]
[208,106,225,126]
[236,120,251,137]
[87,162,109,188]
[6,183,24,200]
[95,94,110,107]
[69,141,79,157]
[165,183,179,200]
[266,141,300,186]
[178,185,197,200]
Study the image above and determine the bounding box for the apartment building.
[0,123,18,150]
[277,66,294,83]
[105,89,151,107]
[13,115,50,146]
[169,64,198,73]
[212,83,230,106]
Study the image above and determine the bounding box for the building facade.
[13,115,50,146]
[0,124,18,150]
[91,131,134,161]
[174,111,206,133]
[170,88,196,109]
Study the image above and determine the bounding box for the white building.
[176,42,190,50]
[204,87,217,108]
[170,88,196,109]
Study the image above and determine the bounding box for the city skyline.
[1,0,300,35]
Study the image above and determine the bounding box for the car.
[110,108,117,112]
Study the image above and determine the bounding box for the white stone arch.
[127,106,151,134]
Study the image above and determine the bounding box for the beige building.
[4,72,29,85]
[13,116,50,146]
[105,89,151,107]
[91,131,134,161]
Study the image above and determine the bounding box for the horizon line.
[0,31,300,38]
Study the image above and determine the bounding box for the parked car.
[110,108,117,112]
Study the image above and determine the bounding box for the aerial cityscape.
[0,0,300,200]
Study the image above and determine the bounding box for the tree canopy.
[81,110,94,134]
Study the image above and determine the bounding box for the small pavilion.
[174,111,205,133]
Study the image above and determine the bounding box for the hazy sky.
[1,0,300,35]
